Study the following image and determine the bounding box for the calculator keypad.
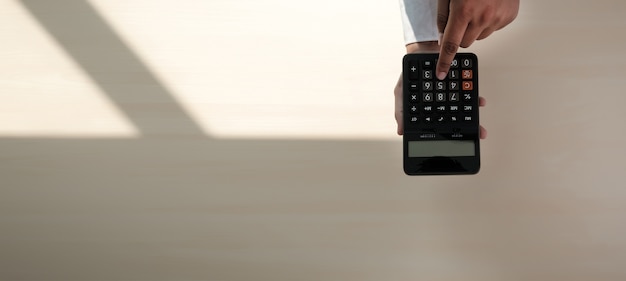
[404,53,478,136]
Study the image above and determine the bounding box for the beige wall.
[1,0,626,280]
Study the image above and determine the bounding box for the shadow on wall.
[20,0,206,137]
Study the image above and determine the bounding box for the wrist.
[406,41,439,53]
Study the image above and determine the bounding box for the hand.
[394,42,487,138]
[435,0,519,80]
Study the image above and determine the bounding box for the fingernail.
[437,72,447,80]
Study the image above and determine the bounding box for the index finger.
[436,12,469,80]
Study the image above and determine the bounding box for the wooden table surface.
[1,0,625,280]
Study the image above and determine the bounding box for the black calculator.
[403,53,480,175]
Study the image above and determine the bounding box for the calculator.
[403,53,480,175]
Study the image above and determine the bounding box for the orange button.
[462,70,473,79]
[462,81,473,91]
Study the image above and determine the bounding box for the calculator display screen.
[408,140,475,157]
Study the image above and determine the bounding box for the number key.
[423,93,434,102]
[423,70,433,80]
[436,81,446,91]
[423,81,433,91]
[449,92,459,102]
[435,92,446,102]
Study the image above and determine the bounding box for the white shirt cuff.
[399,0,439,45]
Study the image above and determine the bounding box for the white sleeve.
[399,0,439,45]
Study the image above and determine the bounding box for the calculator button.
[462,81,473,91]
[410,105,419,113]
[448,70,459,79]
[422,70,433,80]
[409,93,419,102]
[436,116,446,123]
[423,93,434,102]
[409,82,419,90]
[463,115,473,122]
[463,105,473,112]
[435,92,446,102]
[461,58,472,68]
[422,105,433,112]
[408,62,419,80]
[462,70,473,79]
[463,93,472,101]
[449,105,459,112]
[450,116,459,122]
[424,116,433,123]
[435,81,446,91]
[436,105,446,112]
[449,92,459,102]
[409,116,419,123]
[449,81,459,91]
[450,59,459,68]
[422,60,434,69]
[423,81,433,91]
